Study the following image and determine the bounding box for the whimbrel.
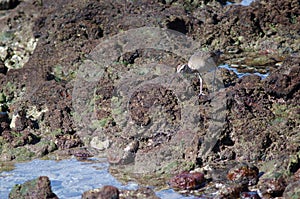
[177,50,222,95]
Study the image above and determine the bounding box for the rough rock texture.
[9,176,58,199]
[82,185,119,199]
[119,187,160,199]
[0,0,299,198]
[82,185,161,199]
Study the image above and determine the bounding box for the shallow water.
[240,0,254,6]
[0,158,192,199]
[227,0,254,6]
[219,64,269,79]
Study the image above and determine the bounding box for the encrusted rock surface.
[0,0,299,198]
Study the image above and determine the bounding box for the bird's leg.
[212,67,216,93]
[198,73,205,96]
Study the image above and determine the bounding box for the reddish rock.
[227,163,259,186]
[82,185,119,199]
[169,171,205,190]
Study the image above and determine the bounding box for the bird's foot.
[198,92,206,96]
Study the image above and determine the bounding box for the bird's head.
[212,50,223,62]
[176,64,189,73]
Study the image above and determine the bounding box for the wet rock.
[82,185,119,199]
[120,187,160,199]
[74,150,93,159]
[169,171,205,190]
[220,67,238,87]
[257,174,286,198]
[0,0,19,10]
[9,176,58,199]
[227,163,259,186]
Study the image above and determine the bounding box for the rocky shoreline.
[0,0,299,198]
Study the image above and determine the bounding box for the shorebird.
[177,50,222,95]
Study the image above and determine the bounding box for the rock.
[82,186,160,199]
[283,181,300,199]
[120,187,160,199]
[294,168,300,180]
[0,60,7,74]
[54,134,83,150]
[227,163,259,186]
[264,57,300,98]
[282,168,300,199]
[0,111,9,134]
[10,110,28,132]
[90,136,110,151]
[218,183,244,198]
[169,171,205,190]
[133,130,199,174]
[257,174,286,198]
[0,0,19,10]
[82,185,119,199]
[74,150,93,159]
[0,0,299,198]
[240,191,260,199]
[11,130,40,147]
[9,176,58,199]
[107,139,138,165]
